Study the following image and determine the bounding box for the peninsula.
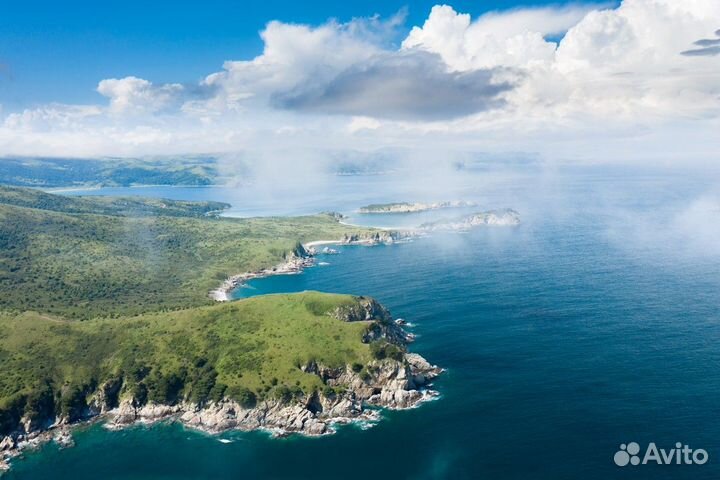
[0,186,441,471]
[0,293,441,469]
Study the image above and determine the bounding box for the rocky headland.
[0,297,441,471]
[210,230,414,302]
[420,208,521,231]
[210,209,520,302]
[358,200,476,214]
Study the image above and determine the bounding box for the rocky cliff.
[102,297,440,436]
[420,209,520,231]
[105,352,441,437]
[358,201,476,214]
[340,230,414,245]
[0,297,442,469]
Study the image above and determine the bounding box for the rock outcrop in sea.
[339,230,413,245]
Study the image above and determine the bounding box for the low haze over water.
[13,169,720,479]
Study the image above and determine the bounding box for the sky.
[1,0,581,108]
[0,0,718,165]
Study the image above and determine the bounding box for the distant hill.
[0,188,435,454]
[0,186,378,319]
[0,185,229,218]
[0,157,218,188]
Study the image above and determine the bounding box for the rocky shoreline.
[209,230,413,302]
[358,200,477,214]
[209,209,520,302]
[107,350,442,436]
[1,209,522,472]
[0,298,442,472]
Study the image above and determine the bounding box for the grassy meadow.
[0,186,394,434]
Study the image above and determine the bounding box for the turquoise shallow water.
[12,170,720,479]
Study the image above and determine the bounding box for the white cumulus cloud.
[97,76,185,114]
[0,0,718,164]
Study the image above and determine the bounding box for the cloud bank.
[682,29,720,56]
[1,1,719,165]
[273,51,513,120]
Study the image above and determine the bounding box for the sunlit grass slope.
[0,292,376,431]
[0,186,376,319]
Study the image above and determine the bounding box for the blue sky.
[0,1,716,164]
[0,0,590,109]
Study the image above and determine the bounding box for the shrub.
[369,341,386,359]
[227,386,257,409]
[146,371,185,405]
[0,394,26,435]
[60,384,88,420]
[369,341,404,361]
[208,383,227,403]
[130,383,148,406]
[273,385,292,404]
[189,365,218,405]
[385,344,404,361]
[24,384,55,425]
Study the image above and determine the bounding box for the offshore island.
[358,200,476,214]
[0,186,517,472]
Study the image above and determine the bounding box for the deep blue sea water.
[10,169,720,479]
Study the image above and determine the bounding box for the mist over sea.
[11,167,720,479]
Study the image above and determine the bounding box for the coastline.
[2,209,519,473]
[209,253,315,302]
[209,230,416,302]
[1,331,443,472]
[357,200,477,214]
[43,183,226,194]
[209,207,521,302]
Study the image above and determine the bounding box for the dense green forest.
[0,187,393,435]
[0,293,382,433]
[0,186,374,319]
[0,185,228,217]
[0,157,217,188]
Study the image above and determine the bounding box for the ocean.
[8,168,720,479]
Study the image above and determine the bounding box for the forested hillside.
[0,157,217,188]
[0,187,375,319]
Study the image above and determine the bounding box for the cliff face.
[102,297,441,436]
[0,349,440,450]
[330,296,391,323]
[358,201,476,214]
[341,230,413,245]
[107,352,442,437]
[0,297,442,466]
